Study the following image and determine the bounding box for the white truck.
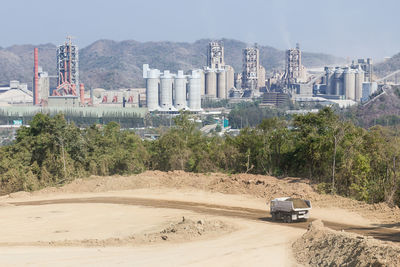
[269,197,311,223]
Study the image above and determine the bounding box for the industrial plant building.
[202,42,235,99]
[31,37,93,108]
[242,45,266,91]
[96,88,146,108]
[352,58,373,82]
[32,47,50,106]
[283,43,307,85]
[55,37,79,93]
[202,42,267,99]
[314,62,376,102]
[143,64,202,112]
[30,36,150,111]
[0,81,32,106]
[46,37,87,107]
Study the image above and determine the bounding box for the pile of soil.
[292,220,400,266]
[288,198,310,209]
[0,217,232,247]
[27,171,318,201]
[151,217,230,242]
[8,170,400,224]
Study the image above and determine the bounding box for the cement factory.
[143,41,270,111]
[0,36,396,126]
[141,40,384,112]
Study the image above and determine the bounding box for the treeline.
[0,114,148,194]
[228,102,286,128]
[1,108,400,207]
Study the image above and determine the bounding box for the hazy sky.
[1,0,398,60]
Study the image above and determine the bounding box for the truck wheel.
[286,215,292,223]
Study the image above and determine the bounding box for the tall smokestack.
[80,83,85,106]
[34,48,39,105]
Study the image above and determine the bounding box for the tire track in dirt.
[10,197,400,243]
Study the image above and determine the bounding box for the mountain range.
[0,38,345,90]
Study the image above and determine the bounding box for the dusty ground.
[13,170,400,225]
[0,203,232,246]
[1,171,400,266]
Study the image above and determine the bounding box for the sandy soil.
[0,203,231,244]
[6,170,400,225]
[1,171,400,266]
[0,192,303,266]
[293,220,400,266]
[0,220,303,267]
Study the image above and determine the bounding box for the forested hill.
[374,52,400,78]
[342,85,400,127]
[0,39,344,90]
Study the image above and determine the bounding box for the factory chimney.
[34,48,39,105]
[80,83,85,106]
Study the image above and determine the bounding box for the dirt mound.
[151,217,229,242]
[0,217,232,247]
[8,191,31,198]
[293,220,400,266]
[33,171,318,200]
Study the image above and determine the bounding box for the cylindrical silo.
[344,68,355,100]
[188,70,201,111]
[355,69,365,102]
[217,70,226,99]
[200,70,205,96]
[205,69,217,98]
[174,70,187,110]
[325,67,334,95]
[225,65,235,94]
[146,69,160,111]
[160,70,174,111]
[334,68,344,95]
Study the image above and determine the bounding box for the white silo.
[174,70,187,110]
[160,70,175,111]
[217,69,226,99]
[205,69,217,98]
[188,70,202,111]
[334,68,344,95]
[225,65,235,93]
[344,68,355,100]
[144,65,160,111]
[200,70,205,96]
[325,67,335,95]
[355,69,365,102]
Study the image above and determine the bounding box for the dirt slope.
[293,220,400,266]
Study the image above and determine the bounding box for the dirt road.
[11,196,400,243]
[0,194,305,266]
[2,171,400,266]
